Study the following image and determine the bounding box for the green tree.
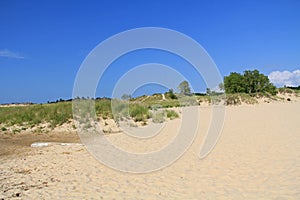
[243,69,276,94]
[178,81,191,96]
[224,70,277,95]
[224,72,246,93]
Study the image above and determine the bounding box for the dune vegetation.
[1,70,299,133]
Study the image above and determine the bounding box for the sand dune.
[1,102,300,199]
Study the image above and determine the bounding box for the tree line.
[122,69,279,100]
[176,69,277,96]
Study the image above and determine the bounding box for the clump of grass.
[278,87,294,94]
[197,95,211,105]
[151,111,165,123]
[95,99,113,119]
[166,110,179,119]
[225,94,241,105]
[178,95,198,106]
[240,93,258,104]
[150,104,162,111]
[0,102,72,129]
[210,95,223,105]
[129,103,150,122]
[111,100,129,122]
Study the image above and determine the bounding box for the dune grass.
[0,102,72,128]
[1,91,285,132]
[0,98,159,130]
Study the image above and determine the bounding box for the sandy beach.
[1,102,299,199]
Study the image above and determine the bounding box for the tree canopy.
[178,81,192,96]
[224,70,277,95]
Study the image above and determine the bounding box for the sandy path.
[1,102,299,199]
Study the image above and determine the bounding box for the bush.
[166,110,179,119]
[224,70,277,95]
[129,104,150,122]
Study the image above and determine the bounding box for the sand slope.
[1,102,299,199]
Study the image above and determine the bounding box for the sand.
[1,102,300,199]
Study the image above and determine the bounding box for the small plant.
[1,127,7,131]
[152,111,165,123]
[12,128,21,134]
[179,96,198,106]
[225,94,241,105]
[166,110,179,119]
[151,104,162,111]
[240,93,258,104]
[129,104,150,122]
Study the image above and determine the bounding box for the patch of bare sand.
[1,102,300,199]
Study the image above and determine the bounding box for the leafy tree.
[224,72,246,93]
[178,81,191,96]
[224,70,277,95]
[243,70,276,94]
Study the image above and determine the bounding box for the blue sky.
[0,0,299,103]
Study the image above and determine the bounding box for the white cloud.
[0,49,24,59]
[268,70,300,87]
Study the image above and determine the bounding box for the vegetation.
[224,93,258,105]
[129,103,150,122]
[224,69,277,95]
[1,70,298,133]
[178,80,192,96]
[151,109,179,123]
[151,110,165,123]
[165,89,177,99]
[166,110,179,119]
[278,86,300,96]
[0,102,72,128]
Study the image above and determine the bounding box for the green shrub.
[166,110,179,119]
[129,104,150,122]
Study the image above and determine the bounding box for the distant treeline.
[286,86,300,90]
[47,97,112,104]
[18,69,300,105]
